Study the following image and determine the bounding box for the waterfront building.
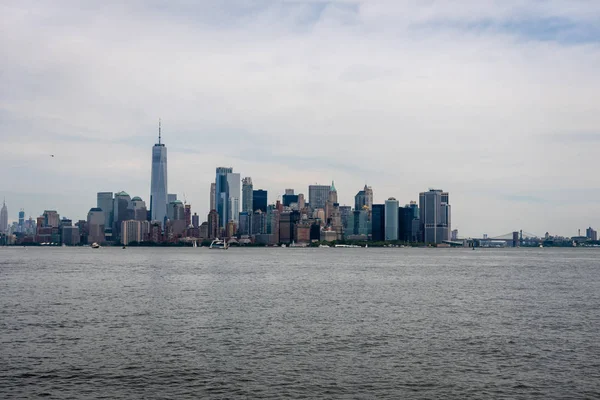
[352,209,369,236]
[371,204,385,241]
[97,192,113,229]
[0,199,7,233]
[587,227,598,241]
[121,220,141,245]
[242,177,253,213]
[354,185,373,211]
[419,189,451,244]
[167,200,186,236]
[309,184,330,210]
[279,210,300,244]
[385,198,399,241]
[150,121,168,225]
[87,208,105,244]
[398,206,415,242]
[324,182,338,221]
[62,226,80,246]
[252,189,268,212]
[295,223,311,243]
[340,206,352,233]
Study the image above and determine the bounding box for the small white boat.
[193,241,197,248]
[319,244,330,248]
[209,238,228,250]
[91,243,100,249]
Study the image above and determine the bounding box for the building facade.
[0,199,7,233]
[419,189,451,244]
[354,185,373,211]
[309,185,330,210]
[252,189,268,212]
[371,204,385,241]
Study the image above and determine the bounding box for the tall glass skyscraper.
[97,192,113,230]
[0,199,7,233]
[419,189,451,244]
[215,167,233,228]
[384,197,399,241]
[150,121,168,226]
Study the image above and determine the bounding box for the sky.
[1,0,599,237]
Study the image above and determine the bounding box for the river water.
[0,247,599,399]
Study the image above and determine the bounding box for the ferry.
[209,238,228,250]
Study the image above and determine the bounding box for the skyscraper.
[253,189,268,212]
[0,199,7,233]
[131,197,148,221]
[87,207,105,244]
[227,172,241,224]
[150,120,168,225]
[385,198,399,241]
[371,204,385,241]
[242,177,253,213]
[355,185,373,211]
[215,167,233,228]
[210,183,216,211]
[309,185,330,210]
[18,209,25,233]
[419,189,451,244]
[113,191,132,240]
[97,192,114,229]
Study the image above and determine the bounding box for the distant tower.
[242,177,253,213]
[419,189,451,244]
[0,199,8,233]
[210,183,216,212]
[150,119,168,226]
[18,209,25,233]
[384,197,399,241]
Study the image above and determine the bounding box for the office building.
[131,196,148,221]
[184,204,191,227]
[121,220,141,245]
[253,189,268,212]
[97,192,114,229]
[192,213,200,228]
[61,226,80,246]
[18,209,25,233]
[150,121,168,225]
[309,185,330,210]
[167,194,177,204]
[215,167,233,228]
[371,204,385,241]
[419,189,451,244]
[297,193,305,209]
[398,206,415,242]
[0,199,7,233]
[251,210,267,235]
[242,177,253,213]
[227,172,241,224]
[384,198,399,241]
[238,212,251,236]
[87,208,105,244]
[207,209,219,239]
[352,209,370,236]
[587,227,598,241]
[43,210,60,228]
[355,185,373,211]
[112,191,132,239]
[283,193,299,207]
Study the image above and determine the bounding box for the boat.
[209,238,228,250]
[193,241,197,248]
[319,244,330,248]
[91,243,100,249]
[281,243,287,248]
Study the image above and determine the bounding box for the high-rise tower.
[150,120,168,226]
[419,189,451,244]
[242,177,253,213]
[0,199,7,233]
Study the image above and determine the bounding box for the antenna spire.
[158,118,162,144]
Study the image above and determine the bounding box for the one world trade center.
[150,120,168,226]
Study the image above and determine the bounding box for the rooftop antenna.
[158,118,162,144]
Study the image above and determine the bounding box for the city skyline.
[2,2,600,237]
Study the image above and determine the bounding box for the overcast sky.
[1,0,599,237]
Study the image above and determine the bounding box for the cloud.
[1,0,600,235]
